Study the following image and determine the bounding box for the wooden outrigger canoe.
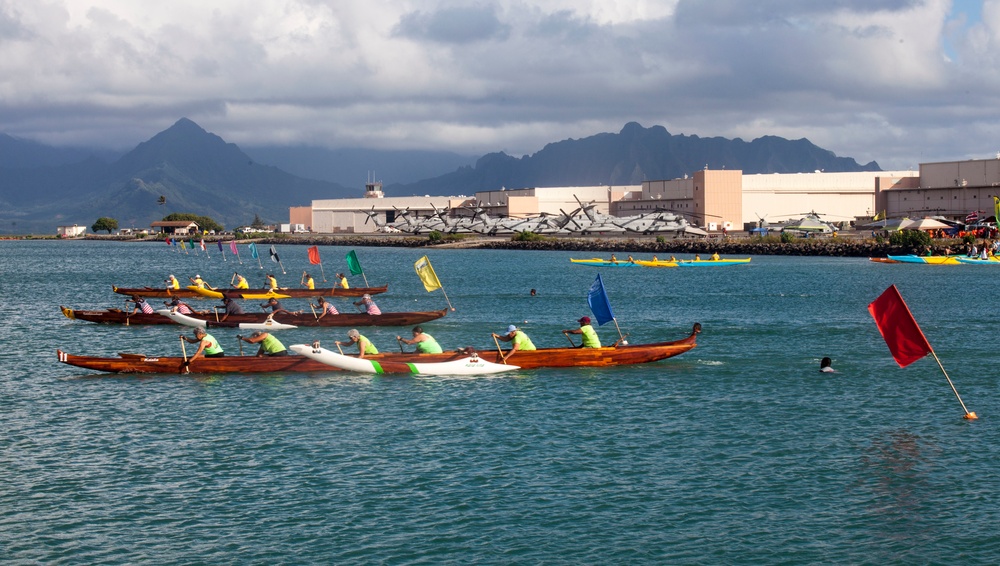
[55,323,700,374]
[60,306,448,327]
[112,284,389,299]
[573,257,751,268]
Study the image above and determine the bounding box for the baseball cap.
[506,325,517,333]
[347,329,360,338]
[578,316,591,324]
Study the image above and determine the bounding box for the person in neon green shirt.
[492,324,536,362]
[181,328,224,365]
[337,329,378,358]
[396,326,443,353]
[240,331,288,356]
[563,316,601,348]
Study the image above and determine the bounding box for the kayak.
[289,344,520,375]
[157,309,298,331]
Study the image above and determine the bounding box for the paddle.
[562,330,576,347]
[396,337,404,352]
[179,335,190,374]
[309,303,318,320]
[492,333,507,364]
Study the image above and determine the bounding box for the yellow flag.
[872,210,885,221]
[414,255,442,292]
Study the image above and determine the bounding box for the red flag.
[868,285,933,367]
[308,246,321,265]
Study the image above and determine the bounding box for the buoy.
[964,412,979,420]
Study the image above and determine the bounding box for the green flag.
[346,250,364,275]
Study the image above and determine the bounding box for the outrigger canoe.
[55,323,700,374]
[572,257,751,267]
[157,309,297,331]
[675,258,751,267]
[112,284,389,299]
[569,258,641,267]
[60,306,448,327]
[886,255,961,265]
[955,256,1000,264]
[290,344,519,375]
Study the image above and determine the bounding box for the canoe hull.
[61,306,448,327]
[289,345,519,375]
[113,285,389,299]
[55,323,699,374]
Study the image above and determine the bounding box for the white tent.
[901,218,951,231]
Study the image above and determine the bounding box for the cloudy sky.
[0,0,997,169]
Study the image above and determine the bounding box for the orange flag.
[868,285,933,367]
[307,246,321,265]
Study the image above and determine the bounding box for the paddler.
[231,272,249,289]
[239,331,288,357]
[264,273,283,290]
[181,328,225,365]
[337,273,350,289]
[165,274,180,290]
[311,297,339,319]
[128,294,155,315]
[492,324,536,362]
[354,293,382,315]
[396,326,443,353]
[189,274,210,289]
[302,272,315,290]
[562,316,601,348]
[336,329,378,359]
[218,297,245,322]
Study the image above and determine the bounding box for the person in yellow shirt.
[265,273,281,290]
[302,272,315,289]
[165,274,180,290]
[232,272,249,289]
[337,273,349,289]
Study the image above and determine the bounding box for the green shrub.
[780,231,795,243]
[962,234,976,245]
[512,231,544,242]
[428,230,443,242]
[889,230,931,248]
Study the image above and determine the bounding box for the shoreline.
[42,232,966,257]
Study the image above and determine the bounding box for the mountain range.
[0,119,880,234]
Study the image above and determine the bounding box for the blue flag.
[587,274,615,326]
[248,242,259,259]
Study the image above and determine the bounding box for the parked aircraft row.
[361,196,695,236]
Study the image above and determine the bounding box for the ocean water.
[1,240,998,564]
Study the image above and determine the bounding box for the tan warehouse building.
[292,158,998,233]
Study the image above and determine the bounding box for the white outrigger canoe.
[289,344,520,376]
[156,309,298,331]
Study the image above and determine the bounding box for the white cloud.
[0,0,999,169]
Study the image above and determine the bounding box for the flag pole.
[362,271,369,287]
[929,349,977,419]
[440,286,454,311]
[319,262,327,282]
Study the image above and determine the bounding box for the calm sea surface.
[1,240,998,564]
